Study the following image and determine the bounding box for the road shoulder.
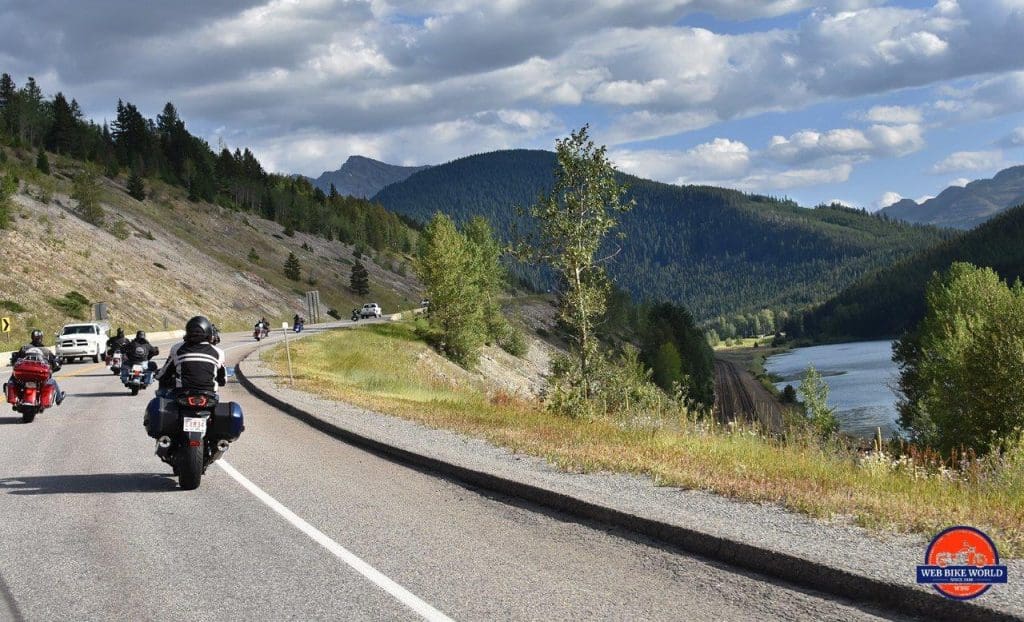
[237,349,1022,621]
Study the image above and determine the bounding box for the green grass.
[268,323,1024,556]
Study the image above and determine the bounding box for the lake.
[764,340,901,439]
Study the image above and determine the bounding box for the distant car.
[55,322,109,363]
[360,303,382,318]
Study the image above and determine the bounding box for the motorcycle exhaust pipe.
[157,436,172,449]
[216,439,230,452]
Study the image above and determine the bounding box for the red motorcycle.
[4,354,59,423]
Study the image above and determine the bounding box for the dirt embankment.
[0,169,423,336]
[713,356,785,435]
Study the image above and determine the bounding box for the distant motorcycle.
[123,360,159,396]
[293,319,304,333]
[4,352,60,423]
[145,390,245,490]
[350,308,360,322]
[105,350,123,375]
[253,323,269,341]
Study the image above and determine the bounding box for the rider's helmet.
[30,329,44,347]
[135,330,146,341]
[116,327,125,338]
[185,316,213,344]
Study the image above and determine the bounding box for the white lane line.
[217,460,455,622]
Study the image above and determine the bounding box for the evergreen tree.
[350,260,370,296]
[283,252,302,281]
[36,150,50,174]
[71,167,104,226]
[127,167,146,201]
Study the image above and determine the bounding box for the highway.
[0,328,901,621]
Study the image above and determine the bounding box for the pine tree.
[350,260,370,296]
[36,150,50,174]
[127,167,146,201]
[283,252,302,281]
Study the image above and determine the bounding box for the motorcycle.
[4,353,60,423]
[293,319,304,333]
[105,350,123,375]
[253,324,269,341]
[122,357,159,396]
[350,308,360,322]
[145,390,245,490]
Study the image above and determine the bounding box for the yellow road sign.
[0,317,9,333]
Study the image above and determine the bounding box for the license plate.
[182,417,207,433]
[24,382,37,388]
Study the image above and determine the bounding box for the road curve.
[0,327,901,621]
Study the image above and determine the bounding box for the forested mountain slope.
[374,150,950,318]
[796,203,1024,340]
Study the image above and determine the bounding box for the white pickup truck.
[55,322,110,363]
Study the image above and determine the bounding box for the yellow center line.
[59,363,109,378]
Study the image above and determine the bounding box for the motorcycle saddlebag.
[12,359,51,383]
[4,382,17,405]
[209,401,244,442]
[144,397,180,439]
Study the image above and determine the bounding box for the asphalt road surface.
[0,327,903,621]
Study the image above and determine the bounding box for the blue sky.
[2,0,1024,210]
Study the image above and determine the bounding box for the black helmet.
[185,316,213,344]
[135,330,146,341]
[116,327,125,338]
[30,329,44,347]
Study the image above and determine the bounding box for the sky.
[2,0,1024,210]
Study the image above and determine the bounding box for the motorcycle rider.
[105,327,130,359]
[8,329,65,405]
[122,330,159,385]
[155,316,226,394]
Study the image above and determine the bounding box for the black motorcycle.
[350,308,360,322]
[145,390,244,490]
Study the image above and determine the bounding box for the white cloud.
[949,178,970,187]
[930,150,1004,175]
[999,126,1024,148]
[611,138,751,185]
[877,191,903,209]
[764,123,923,165]
[863,104,922,124]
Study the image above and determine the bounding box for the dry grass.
[264,322,1024,556]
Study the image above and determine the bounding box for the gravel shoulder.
[241,349,1023,620]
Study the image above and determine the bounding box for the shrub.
[109,220,130,240]
[48,290,90,319]
[799,365,838,438]
[497,323,528,357]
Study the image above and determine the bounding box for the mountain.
[797,203,1024,341]
[308,156,431,198]
[878,165,1024,229]
[0,148,422,336]
[373,149,950,319]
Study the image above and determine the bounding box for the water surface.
[764,340,900,439]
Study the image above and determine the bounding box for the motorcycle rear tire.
[178,444,203,490]
[130,386,139,396]
[21,408,37,424]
